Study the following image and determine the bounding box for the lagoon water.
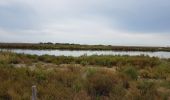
[1,49,170,58]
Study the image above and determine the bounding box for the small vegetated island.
[0,43,170,100]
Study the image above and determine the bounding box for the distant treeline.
[0,42,170,51]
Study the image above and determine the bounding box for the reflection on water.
[1,49,170,58]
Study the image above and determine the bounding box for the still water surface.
[1,49,170,58]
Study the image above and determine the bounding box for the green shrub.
[123,67,138,80]
[86,68,97,77]
[35,70,47,83]
[86,70,117,97]
[110,84,126,100]
[72,80,84,92]
[137,81,158,100]
[81,61,89,66]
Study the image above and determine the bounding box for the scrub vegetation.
[0,51,170,100]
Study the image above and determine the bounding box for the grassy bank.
[0,43,170,51]
[0,51,170,99]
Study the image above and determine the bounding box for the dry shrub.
[86,70,118,97]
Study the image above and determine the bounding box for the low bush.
[122,66,138,80]
[85,70,118,97]
[137,81,159,100]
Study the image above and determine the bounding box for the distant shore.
[0,42,170,51]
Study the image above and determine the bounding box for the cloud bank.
[0,0,170,46]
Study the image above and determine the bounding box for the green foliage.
[72,80,84,92]
[35,70,47,83]
[0,51,161,68]
[137,81,158,100]
[110,84,126,100]
[85,70,117,97]
[86,68,97,77]
[80,61,89,66]
[123,66,138,80]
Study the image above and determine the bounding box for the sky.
[0,0,170,46]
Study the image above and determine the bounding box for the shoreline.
[0,43,170,52]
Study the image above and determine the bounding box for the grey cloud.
[0,3,37,30]
[0,0,170,46]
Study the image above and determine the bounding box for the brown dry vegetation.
[0,51,170,100]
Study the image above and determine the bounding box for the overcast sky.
[0,0,170,46]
